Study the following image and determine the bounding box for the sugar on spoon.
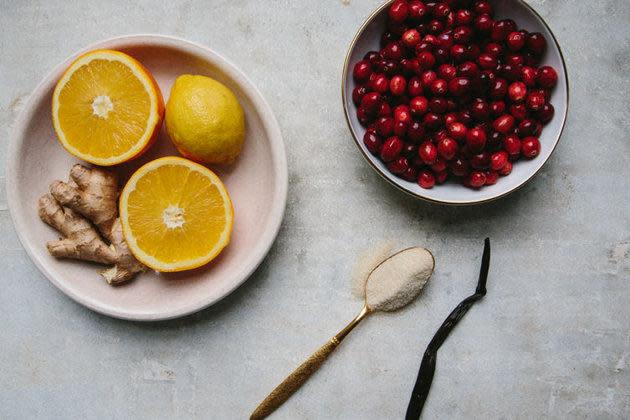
[251,246,435,419]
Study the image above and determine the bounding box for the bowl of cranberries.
[343,0,568,204]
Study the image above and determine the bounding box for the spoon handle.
[251,305,370,420]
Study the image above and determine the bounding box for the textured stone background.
[1,0,629,419]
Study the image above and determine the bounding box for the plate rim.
[341,0,570,206]
[6,34,288,321]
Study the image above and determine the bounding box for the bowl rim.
[341,0,569,206]
[6,34,288,321]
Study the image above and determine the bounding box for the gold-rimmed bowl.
[342,0,568,205]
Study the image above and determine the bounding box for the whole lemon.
[165,75,245,164]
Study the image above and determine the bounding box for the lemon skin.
[165,75,245,164]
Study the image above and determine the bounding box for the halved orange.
[52,49,164,166]
[119,156,234,272]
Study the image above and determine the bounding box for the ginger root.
[38,164,145,285]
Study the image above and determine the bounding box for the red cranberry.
[408,1,428,21]
[430,97,449,114]
[370,73,389,94]
[390,75,407,96]
[450,44,467,62]
[357,107,372,126]
[458,61,479,78]
[526,32,547,56]
[407,120,425,142]
[471,152,490,170]
[415,40,432,55]
[521,136,541,158]
[485,171,499,185]
[382,42,403,60]
[423,112,444,130]
[453,26,474,43]
[431,158,447,172]
[419,141,439,164]
[421,70,438,87]
[387,19,408,36]
[508,82,527,102]
[394,105,412,124]
[388,0,409,23]
[447,122,467,140]
[381,136,404,162]
[493,114,515,134]
[499,64,522,82]
[491,19,516,42]
[470,98,490,120]
[403,29,421,48]
[466,127,487,152]
[444,112,458,125]
[388,156,410,175]
[433,2,450,18]
[423,34,438,45]
[438,63,457,80]
[418,51,437,70]
[436,32,453,48]
[510,103,528,121]
[468,171,487,188]
[448,77,471,96]
[521,66,537,87]
[434,130,448,142]
[431,79,448,96]
[377,59,399,76]
[503,134,521,156]
[353,60,372,83]
[474,1,493,15]
[474,13,494,33]
[490,78,508,99]
[360,92,382,114]
[506,31,526,51]
[498,161,513,176]
[408,77,423,96]
[536,66,558,89]
[418,170,436,189]
[484,42,503,58]
[363,131,382,154]
[438,137,458,160]
[490,150,509,170]
[376,117,394,137]
[490,100,506,116]
[524,52,541,67]
[518,119,541,137]
[455,9,473,25]
[352,85,367,106]
[363,50,381,64]
[410,96,429,116]
[405,58,422,76]
[477,53,498,70]
[536,103,555,124]
[506,53,525,67]
[378,102,392,117]
[402,166,419,182]
[526,90,546,111]
[448,158,467,177]
[435,170,448,184]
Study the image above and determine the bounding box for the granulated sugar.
[365,247,434,312]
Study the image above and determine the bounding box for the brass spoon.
[251,247,434,420]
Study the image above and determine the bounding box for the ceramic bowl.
[6,35,287,321]
[342,0,568,205]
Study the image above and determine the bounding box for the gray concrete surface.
[1,0,629,418]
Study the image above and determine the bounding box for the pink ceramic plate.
[6,35,287,321]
